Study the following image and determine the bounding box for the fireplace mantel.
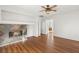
[0,21,35,25]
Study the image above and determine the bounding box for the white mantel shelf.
[0,21,35,25]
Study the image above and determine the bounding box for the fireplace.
[9,24,27,37]
[0,24,27,38]
[0,24,28,46]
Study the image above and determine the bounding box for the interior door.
[45,20,54,34]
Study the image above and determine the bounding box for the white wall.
[42,21,46,34]
[0,6,35,19]
[54,11,79,41]
[27,25,34,37]
[0,8,35,24]
[2,10,30,22]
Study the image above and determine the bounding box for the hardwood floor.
[0,35,79,53]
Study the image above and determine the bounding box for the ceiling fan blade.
[51,10,57,12]
[41,6,46,9]
[51,5,57,8]
[40,10,45,12]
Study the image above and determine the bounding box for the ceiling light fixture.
[40,5,57,14]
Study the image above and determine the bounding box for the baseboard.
[54,34,79,42]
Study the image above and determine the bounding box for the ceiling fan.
[41,5,57,14]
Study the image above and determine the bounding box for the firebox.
[9,24,27,37]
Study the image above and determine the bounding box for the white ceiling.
[14,5,79,19]
[1,5,79,18]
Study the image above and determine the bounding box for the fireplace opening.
[0,24,27,38]
[9,24,27,37]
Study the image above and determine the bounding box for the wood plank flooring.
[0,35,79,53]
